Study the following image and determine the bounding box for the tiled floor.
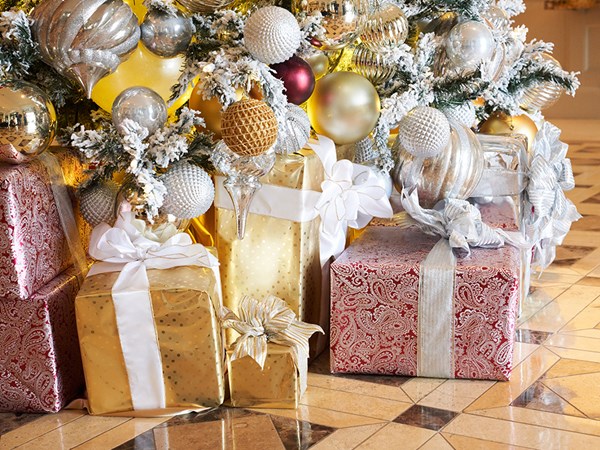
[2,120,600,449]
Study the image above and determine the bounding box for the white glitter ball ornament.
[442,103,476,128]
[276,104,311,154]
[353,137,378,164]
[398,107,451,159]
[80,181,119,227]
[161,162,214,219]
[243,6,301,65]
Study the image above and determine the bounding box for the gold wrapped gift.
[75,264,225,416]
[214,149,327,356]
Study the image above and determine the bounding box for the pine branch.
[433,70,489,108]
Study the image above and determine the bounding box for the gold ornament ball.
[479,112,538,154]
[519,54,564,112]
[221,99,278,156]
[307,71,380,145]
[305,51,329,79]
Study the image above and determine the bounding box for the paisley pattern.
[0,267,85,412]
[330,222,521,381]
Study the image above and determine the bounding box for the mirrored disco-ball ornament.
[293,0,369,51]
[360,2,409,52]
[80,180,120,226]
[519,54,565,111]
[0,81,57,163]
[31,0,140,98]
[112,86,168,136]
[276,104,311,154]
[176,0,234,13]
[397,107,451,159]
[352,44,396,85]
[161,162,215,219]
[140,8,195,58]
[445,21,495,71]
[244,6,301,65]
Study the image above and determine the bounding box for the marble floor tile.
[442,432,533,450]
[417,380,495,412]
[399,378,446,403]
[510,381,586,418]
[253,405,386,428]
[355,423,436,450]
[72,418,169,450]
[543,372,600,419]
[393,405,459,431]
[418,434,454,450]
[307,373,412,403]
[513,342,540,367]
[544,333,600,353]
[0,413,44,436]
[545,346,600,364]
[575,276,600,287]
[309,423,385,450]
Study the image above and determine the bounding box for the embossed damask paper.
[330,225,521,381]
[0,267,85,413]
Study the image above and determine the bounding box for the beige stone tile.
[355,423,435,450]
[465,347,560,412]
[545,333,600,353]
[442,432,532,449]
[419,433,454,450]
[418,380,495,412]
[14,415,130,450]
[518,285,569,325]
[546,346,600,363]
[443,413,600,449]
[519,285,599,333]
[401,378,446,403]
[307,373,412,403]
[253,405,387,428]
[513,342,540,367]
[576,276,600,287]
[73,417,169,450]
[309,423,385,450]
[545,358,600,379]
[543,372,600,418]
[562,230,600,248]
[301,386,412,421]
[561,296,600,332]
[529,271,583,287]
[0,410,86,449]
[560,329,600,339]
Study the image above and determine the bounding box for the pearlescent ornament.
[519,54,564,112]
[112,86,168,136]
[161,162,215,219]
[305,50,329,79]
[307,71,380,145]
[360,2,409,52]
[80,180,119,226]
[483,5,510,30]
[397,107,451,159]
[446,21,495,71]
[244,6,301,65]
[276,104,311,154]
[140,8,194,58]
[0,82,56,162]
[31,0,140,98]
[271,56,316,105]
[176,0,234,13]
[352,44,396,85]
[293,0,369,51]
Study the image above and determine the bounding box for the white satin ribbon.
[87,211,221,411]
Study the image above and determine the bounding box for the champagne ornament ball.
[161,162,215,219]
[80,181,119,227]
[360,2,409,52]
[352,44,396,85]
[445,21,495,71]
[140,8,195,58]
[397,107,451,159]
[519,54,564,112]
[305,50,329,79]
[479,112,538,154]
[112,86,168,136]
[221,99,279,156]
[243,6,301,65]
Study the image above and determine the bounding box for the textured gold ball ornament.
[478,112,538,154]
[519,54,564,112]
[360,2,409,52]
[393,122,484,208]
[352,44,396,85]
[307,72,380,145]
[221,99,278,156]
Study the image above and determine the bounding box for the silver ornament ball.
[398,107,451,159]
[0,81,57,161]
[244,6,301,65]
[353,136,378,165]
[446,21,496,71]
[112,86,168,136]
[276,104,311,155]
[483,5,510,30]
[161,162,215,219]
[80,181,119,227]
[141,9,194,58]
[519,54,564,111]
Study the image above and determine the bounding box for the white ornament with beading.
[398,107,451,158]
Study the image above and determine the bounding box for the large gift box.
[214,149,327,355]
[0,267,85,412]
[330,225,521,381]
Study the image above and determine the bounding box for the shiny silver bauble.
[445,21,496,71]
[112,86,168,136]
[141,9,195,58]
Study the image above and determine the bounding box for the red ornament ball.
[271,55,316,105]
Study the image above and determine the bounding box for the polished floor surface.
[2,120,600,449]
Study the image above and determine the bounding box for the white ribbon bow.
[308,136,393,266]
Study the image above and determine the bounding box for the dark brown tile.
[270,414,335,450]
[582,193,600,204]
[515,329,553,344]
[510,381,585,417]
[0,412,43,435]
[552,245,597,267]
[393,404,459,431]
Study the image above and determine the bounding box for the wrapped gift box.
[330,224,521,381]
[0,267,85,413]
[75,265,225,415]
[214,149,328,356]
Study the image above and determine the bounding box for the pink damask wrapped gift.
[330,225,521,381]
[0,267,85,412]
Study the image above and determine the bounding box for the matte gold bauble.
[305,51,329,79]
[478,112,538,153]
[307,71,380,145]
[221,99,278,156]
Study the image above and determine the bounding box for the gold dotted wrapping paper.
[75,264,225,416]
[215,149,328,357]
[227,344,299,409]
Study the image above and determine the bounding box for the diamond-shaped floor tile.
[393,404,459,431]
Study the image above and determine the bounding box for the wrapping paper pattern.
[330,226,520,381]
[75,265,225,416]
[0,267,85,412]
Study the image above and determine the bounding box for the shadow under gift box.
[0,266,85,413]
[75,265,225,416]
[214,149,328,357]
[330,222,521,381]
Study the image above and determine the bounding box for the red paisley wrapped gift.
[0,267,85,412]
[330,225,521,381]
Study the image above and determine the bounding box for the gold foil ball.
[307,71,380,145]
[479,112,538,154]
[221,99,278,156]
[305,51,329,79]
